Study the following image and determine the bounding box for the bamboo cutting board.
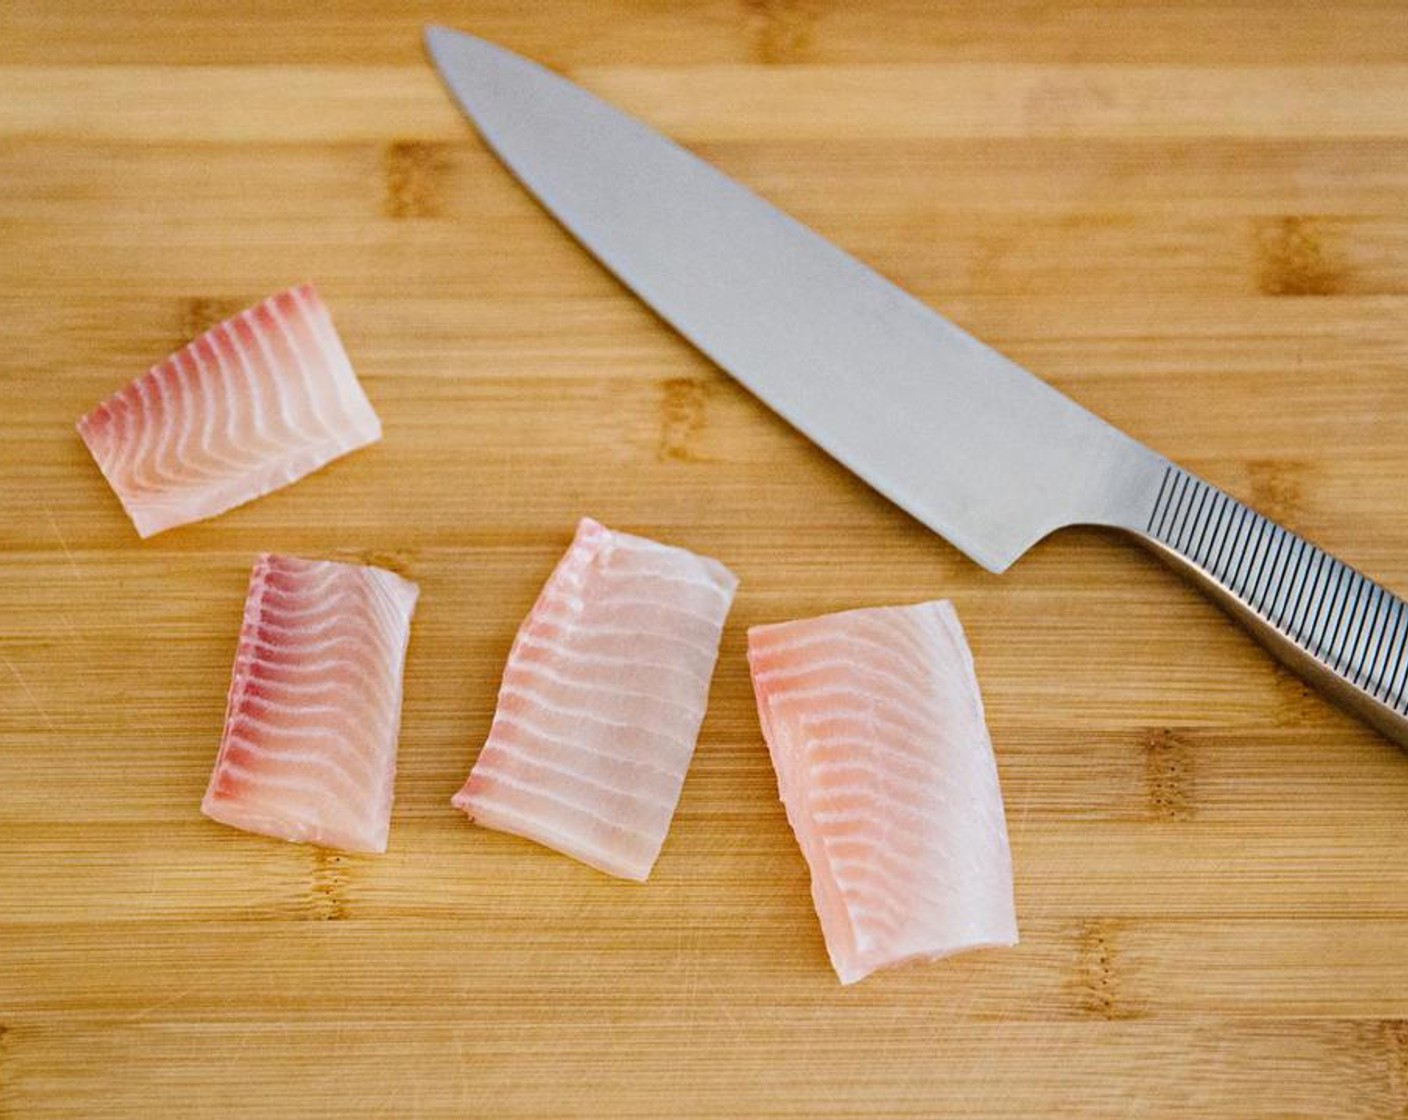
[4,3,1408,1117]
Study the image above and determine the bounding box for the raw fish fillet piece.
[452,517,738,881]
[202,553,419,854]
[76,283,381,538]
[748,601,1017,985]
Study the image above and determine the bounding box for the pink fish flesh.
[452,518,738,881]
[76,283,380,538]
[202,553,419,853]
[748,601,1017,984]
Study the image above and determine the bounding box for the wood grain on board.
[2,2,1408,1116]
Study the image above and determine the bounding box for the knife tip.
[424,22,473,61]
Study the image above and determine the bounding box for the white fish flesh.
[202,553,419,853]
[748,600,1017,984]
[76,283,380,538]
[452,518,738,881]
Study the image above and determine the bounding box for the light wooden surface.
[3,3,1408,1116]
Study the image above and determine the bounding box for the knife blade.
[425,25,1408,748]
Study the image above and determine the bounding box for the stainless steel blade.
[425,25,1165,572]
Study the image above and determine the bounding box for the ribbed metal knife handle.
[1130,465,1408,748]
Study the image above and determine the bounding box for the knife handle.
[1129,464,1408,749]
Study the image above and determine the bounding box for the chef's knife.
[424,25,1408,749]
